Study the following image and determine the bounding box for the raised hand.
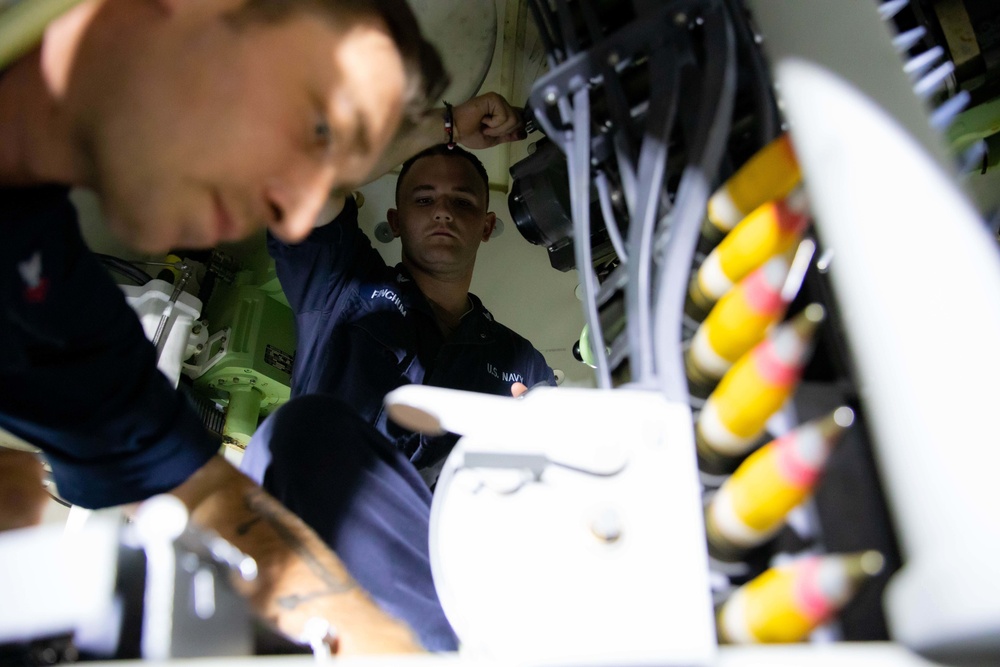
[452,92,527,149]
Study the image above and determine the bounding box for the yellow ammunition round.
[706,408,855,560]
[688,188,810,322]
[703,134,802,248]
[716,550,884,644]
[696,305,825,473]
[686,255,791,396]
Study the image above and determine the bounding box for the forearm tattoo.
[242,488,357,610]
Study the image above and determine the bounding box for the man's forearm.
[169,455,423,654]
[362,92,526,185]
[0,448,47,532]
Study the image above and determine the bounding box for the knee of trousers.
[248,394,380,485]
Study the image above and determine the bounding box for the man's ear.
[386,209,402,238]
[482,212,497,242]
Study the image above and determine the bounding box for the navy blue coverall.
[241,196,554,650]
[0,186,218,508]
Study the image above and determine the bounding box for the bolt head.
[590,508,622,543]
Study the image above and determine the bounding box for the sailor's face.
[390,155,495,276]
[85,5,406,252]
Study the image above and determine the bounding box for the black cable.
[46,489,71,508]
[723,0,780,144]
[653,0,737,402]
[553,0,583,56]
[576,0,606,46]
[93,253,151,286]
[527,0,561,61]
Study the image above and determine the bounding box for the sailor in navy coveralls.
[242,144,554,650]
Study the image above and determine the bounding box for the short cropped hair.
[395,144,490,207]
[230,0,448,123]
